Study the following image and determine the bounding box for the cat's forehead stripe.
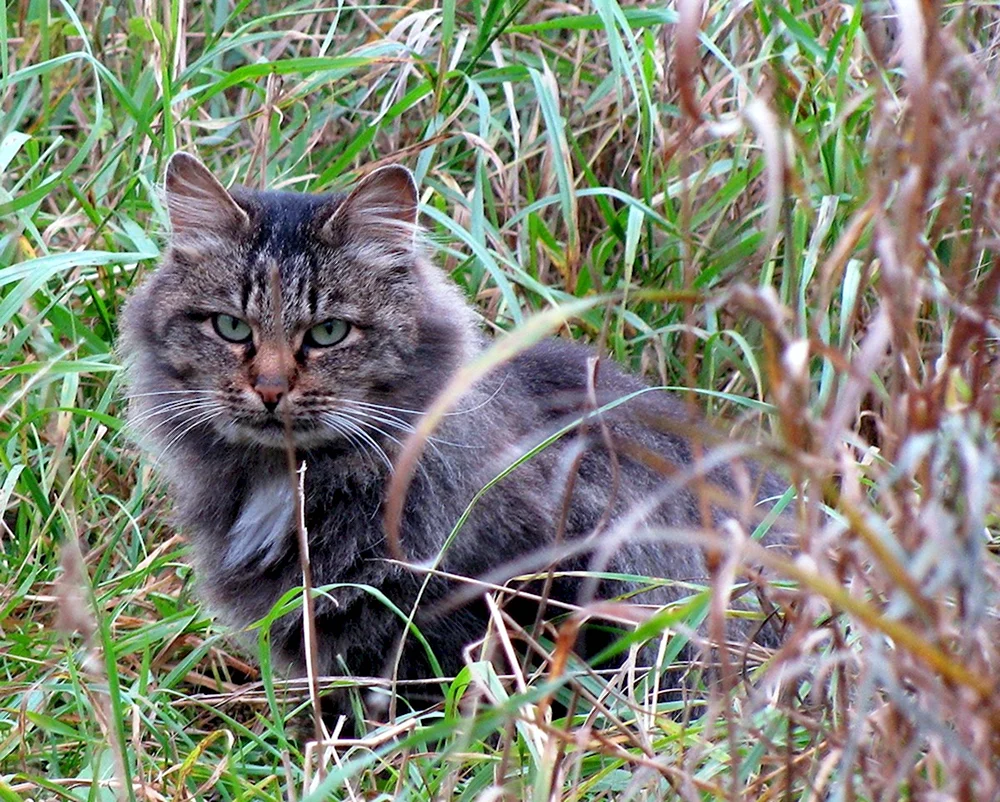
[237,251,330,331]
[249,189,334,258]
[240,274,252,313]
[308,281,319,318]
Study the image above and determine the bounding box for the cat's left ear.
[321,165,418,246]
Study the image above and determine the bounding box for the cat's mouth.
[227,409,391,455]
[236,411,310,429]
[227,412,325,447]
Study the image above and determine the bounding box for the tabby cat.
[120,153,782,721]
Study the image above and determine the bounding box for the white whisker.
[129,398,218,428]
[336,417,394,475]
[123,389,220,399]
[320,413,381,473]
[334,398,424,415]
[437,373,509,415]
[334,411,440,482]
[110,399,218,451]
[327,373,507,418]
[156,408,225,464]
[324,412,394,474]
[338,407,450,459]
[341,413,407,450]
[336,403,481,450]
[143,409,219,443]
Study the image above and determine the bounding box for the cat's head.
[120,153,477,458]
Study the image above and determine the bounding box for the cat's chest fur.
[175,453,390,628]
[223,474,295,572]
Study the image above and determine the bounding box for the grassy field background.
[2,1,1000,799]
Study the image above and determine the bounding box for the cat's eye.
[212,313,253,344]
[305,319,350,348]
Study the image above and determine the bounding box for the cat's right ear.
[164,152,249,239]
[320,164,419,247]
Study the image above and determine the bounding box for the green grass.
[3,1,1000,799]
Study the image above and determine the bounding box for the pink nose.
[254,375,288,412]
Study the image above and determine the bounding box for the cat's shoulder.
[508,338,608,393]
[503,337,690,425]
[508,338,653,398]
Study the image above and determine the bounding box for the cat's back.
[499,337,782,528]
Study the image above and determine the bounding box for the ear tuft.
[164,152,249,239]
[325,164,419,244]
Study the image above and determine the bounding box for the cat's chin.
[223,420,336,450]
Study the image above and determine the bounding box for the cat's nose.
[254,375,287,413]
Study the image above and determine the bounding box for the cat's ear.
[164,152,249,239]
[322,165,418,245]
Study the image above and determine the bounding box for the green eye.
[212,313,253,343]
[305,319,350,348]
